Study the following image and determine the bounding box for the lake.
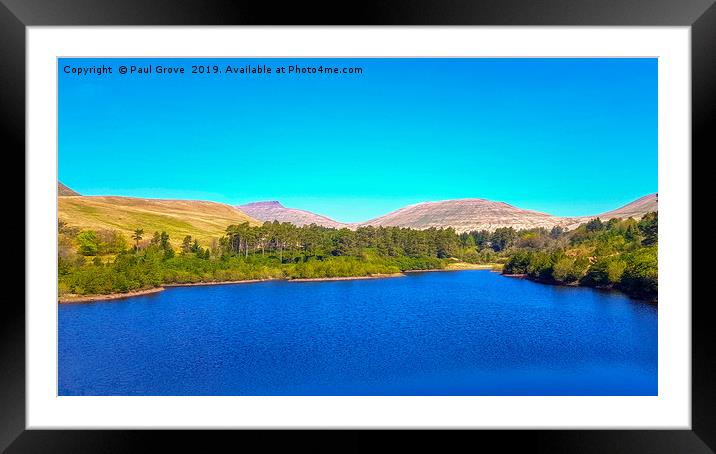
[58,270,657,395]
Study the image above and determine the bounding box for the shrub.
[503,251,532,274]
[76,230,100,256]
[582,256,626,287]
[552,257,580,283]
[526,252,553,281]
[619,247,657,299]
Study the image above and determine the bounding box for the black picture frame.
[4,0,711,451]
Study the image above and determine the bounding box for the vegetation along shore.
[58,211,657,302]
[59,287,166,304]
[58,273,412,303]
[502,213,657,302]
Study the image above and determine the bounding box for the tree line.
[57,221,464,295]
[57,213,657,300]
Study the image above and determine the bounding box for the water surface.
[58,270,657,395]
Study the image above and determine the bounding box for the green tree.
[182,235,193,254]
[490,227,516,252]
[552,256,580,283]
[160,231,170,250]
[582,256,626,287]
[624,222,640,243]
[585,218,604,232]
[620,247,658,299]
[150,231,161,246]
[191,239,201,253]
[464,234,476,249]
[132,228,144,252]
[526,252,553,281]
[503,251,532,274]
[638,212,658,246]
[76,230,100,256]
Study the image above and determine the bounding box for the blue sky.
[59,58,656,223]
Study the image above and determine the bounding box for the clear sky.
[59,58,657,223]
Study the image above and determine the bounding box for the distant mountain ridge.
[359,194,657,233]
[236,193,657,233]
[237,201,347,228]
[559,193,658,230]
[57,181,657,241]
[58,182,80,196]
[359,198,565,233]
[592,193,658,220]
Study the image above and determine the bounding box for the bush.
[76,230,100,256]
[582,256,626,287]
[526,252,553,281]
[552,257,580,283]
[619,247,657,299]
[503,251,532,275]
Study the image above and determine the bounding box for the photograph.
[57,57,658,397]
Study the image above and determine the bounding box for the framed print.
[5,0,713,451]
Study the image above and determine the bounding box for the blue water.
[58,270,657,396]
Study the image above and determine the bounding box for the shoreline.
[164,278,281,287]
[57,273,407,303]
[58,265,503,303]
[58,287,165,304]
[405,263,500,274]
[288,273,405,282]
[501,273,657,303]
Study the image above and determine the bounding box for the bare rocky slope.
[360,199,572,233]
[59,185,657,243]
[359,193,658,233]
[237,201,347,228]
[58,182,80,196]
[593,193,658,219]
[562,193,658,229]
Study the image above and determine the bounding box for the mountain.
[59,196,260,246]
[359,194,658,233]
[562,193,658,229]
[593,193,658,220]
[59,191,658,247]
[360,199,572,233]
[237,201,347,228]
[58,182,80,196]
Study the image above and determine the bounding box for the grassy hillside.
[58,196,260,247]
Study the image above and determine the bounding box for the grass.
[59,195,261,247]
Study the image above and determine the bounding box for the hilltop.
[237,201,347,228]
[58,182,80,196]
[235,194,658,234]
[57,188,658,246]
[358,194,657,233]
[235,196,659,234]
[564,193,659,229]
[359,198,571,233]
[593,193,658,219]
[58,196,260,247]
